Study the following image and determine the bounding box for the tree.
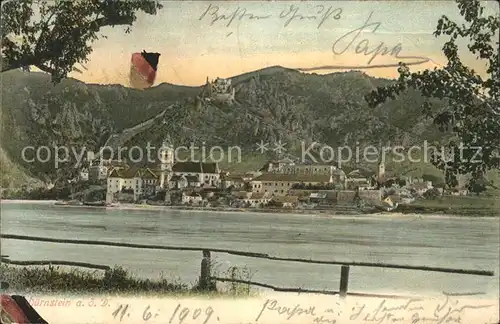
[1,0,162,187]
[365,0,499,187]
[423,188,441,200]
[1,0,163,83]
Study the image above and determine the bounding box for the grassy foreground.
[399,195,500,216]
[0,264,257,297]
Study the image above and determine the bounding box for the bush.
[0,264,188,295]
[423,188,441,200]
[210,259,256,297]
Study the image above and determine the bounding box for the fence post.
[200,250,215,291]
[339,265,350,298]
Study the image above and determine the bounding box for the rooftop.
[109,167,158,179]
[252,173,332,183]
[172,162,218,174]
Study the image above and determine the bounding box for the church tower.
[378,159,386,180]
[159,135,174,189]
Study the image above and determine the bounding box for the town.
[58,135,475,213]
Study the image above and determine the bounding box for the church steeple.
[377,141,386,181]
[159,135,174,188]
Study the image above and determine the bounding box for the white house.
[182,192,203,205]
[221,174,246,190]
[168,175,201,189]
[89,159,128,181]
[79,168,89,181]
[234,192,272,207]
[259,158,296,173]
[107,167,159,201]
[250,173,335,196]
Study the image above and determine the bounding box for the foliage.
[366,0,500,187]
[423,188,441,200]
[291,182,337,190]
[422,173,445,186]
[1,0,163,83]
[1,0,162,188]
[467,178,488,195]
[210,259,256,297]
[0,264,188,294]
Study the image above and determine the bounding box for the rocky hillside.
[1,66,445,187]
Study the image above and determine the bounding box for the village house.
[259,158,296,173]
[168,175,200,189]
[169,161,221,188]
[385,195,402,206]
[270,195,299,208]
[260,160,345,179]
[346,169,374,190]
[346,177,373,190]
[89,159,128,181]
[107,167,159,201]
[221,173,246,190]
[450,188,469,196]
[78,168,89,181]
[234,192,272,207]
[283,164,337,175]
[411,181,434,196]
[243,171,262,181]
[182,192,203,205]
[309,192,328,204]
[250,173,335,196]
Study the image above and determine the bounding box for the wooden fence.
[1,234,495,299]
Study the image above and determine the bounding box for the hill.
[1,67,452,187]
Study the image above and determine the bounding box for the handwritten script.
[255,294,495,324]
[111,303,217,323]
[198,4,430,69]
[199,4,341,29]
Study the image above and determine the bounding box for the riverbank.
[0,263,254,297]
[1,199,58,204]
[111,203,370,216]
[2,198,498,217]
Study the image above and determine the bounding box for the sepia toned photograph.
[1,0,499,323]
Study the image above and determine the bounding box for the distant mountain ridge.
[1,66,445,187]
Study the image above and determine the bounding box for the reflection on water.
[1,202,499,296]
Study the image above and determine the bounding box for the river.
[1,201,499,297]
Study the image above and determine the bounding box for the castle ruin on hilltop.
[200,76,235,105]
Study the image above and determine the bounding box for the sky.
[68,0,499,87]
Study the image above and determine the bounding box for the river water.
[1,202,499,297]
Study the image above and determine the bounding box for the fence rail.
[1,233,495,298]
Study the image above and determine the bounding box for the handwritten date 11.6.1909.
[112,303,217,323]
